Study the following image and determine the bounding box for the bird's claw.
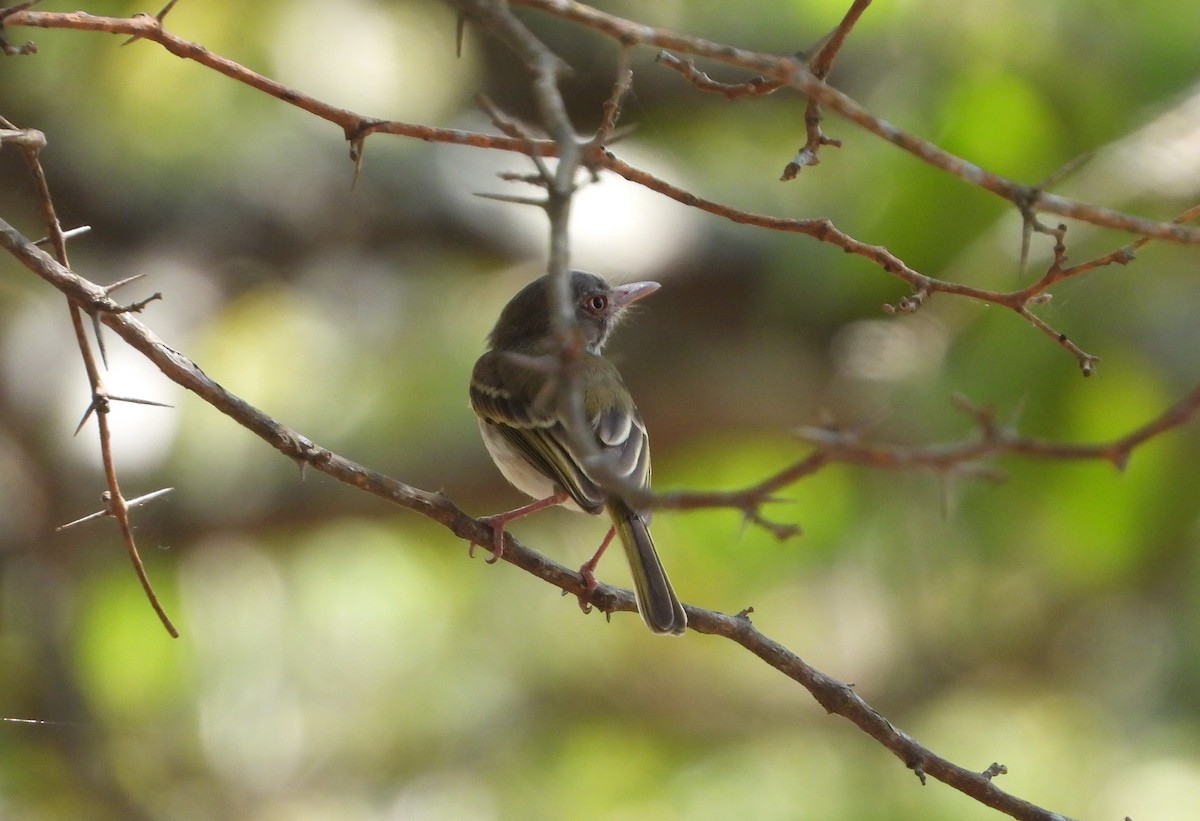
[468,516,506,564]
[576,561,599,614]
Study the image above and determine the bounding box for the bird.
[468,270,687,636]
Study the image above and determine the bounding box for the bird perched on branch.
[469,270,687,635]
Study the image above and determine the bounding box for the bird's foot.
[576,558,600,613]
[576,525,615,613]
[469,493,568,564]
[468,515,507,563]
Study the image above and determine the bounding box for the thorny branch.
[3,4,1199,252]
[3,1,1199,818]
[5,4,1197,377]
[0,117,177,637]
[0,222,1108,821]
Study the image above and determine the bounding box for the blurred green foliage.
[3,0,1200,819]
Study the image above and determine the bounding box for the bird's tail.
[608,499,687,636]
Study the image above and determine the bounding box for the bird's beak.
[609,281,661,309]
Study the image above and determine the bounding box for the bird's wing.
[470,350,607,513]
[471,351,652,515]
[589,378,652,502]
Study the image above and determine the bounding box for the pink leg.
[471,491,567,563]
[576,526,617,613]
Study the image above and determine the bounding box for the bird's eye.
[586,294,608,313]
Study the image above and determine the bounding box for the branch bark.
[0,218,1079,821]
[3,2,1192,817]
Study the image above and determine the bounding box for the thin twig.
[654,51,783,100]
[781,0,869,179]
[594,148,1100,373]
[6,119,177,637]
[3,6,1198,246]
[504,0,1200,246]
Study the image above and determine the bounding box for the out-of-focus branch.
[452,0,624,544]
[793,389,1200,476]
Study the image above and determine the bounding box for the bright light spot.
[435,127,702,277]
[571,151,702,276]
[270,0,470,119]
[1103,757,1200,821]
[184,540,304,794]
[1108,82,1200,198]
[831,316,948,381]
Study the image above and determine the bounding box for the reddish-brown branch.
[1,116,178,637]
[4,6,1198,246]
[592,148,1100,373]
[1,4,1192,815]
[2,8,561,159]
[1,224,1090,820]
[509,0,1200,246]
[3,4,1196,374]
[654,51,784,100]
[780,0,870,179]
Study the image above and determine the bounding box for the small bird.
[469,271,687,636]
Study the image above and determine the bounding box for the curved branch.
[511,0,1200,246]
[1,4,1192,375]
[4,6,1199,246]
[0,220,1076,821]
[2,5,1186,816]
[1,117,177,636]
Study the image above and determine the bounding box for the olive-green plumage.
[470,271,686,636]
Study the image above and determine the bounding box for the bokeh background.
[3,0,1200,818]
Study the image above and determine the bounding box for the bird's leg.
[470,491,568,563]
[576,526,617,613]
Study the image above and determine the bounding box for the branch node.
[0,1,40,55]
[119,0,177,47]
[33,224,90,247]
[981,762,1008,780]
[884,288,929,314]
[105,291,163,315]
[780,147,818,181]
[910,760,928,786]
